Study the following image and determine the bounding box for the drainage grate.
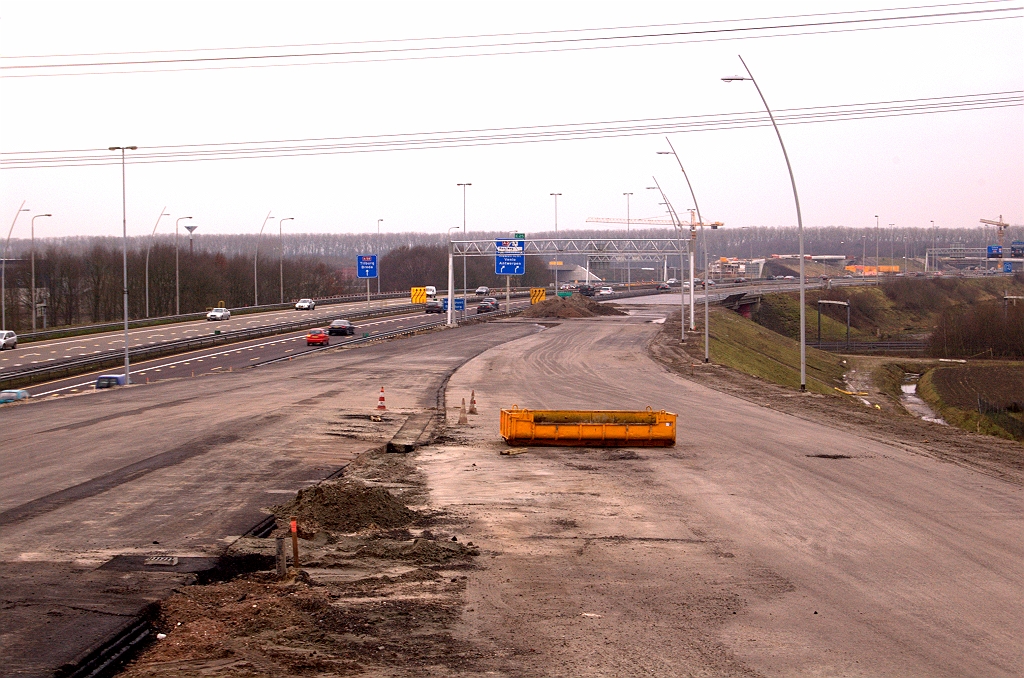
[143,556,178,567]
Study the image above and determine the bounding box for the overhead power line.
[1,1,1019,77]
[2,91,1019,170]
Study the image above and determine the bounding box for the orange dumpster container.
[500,406,676,447]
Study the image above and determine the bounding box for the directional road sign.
[987,245,1002,258]
[495,239,525,276]
[357,254,378,278]
[455,298,465,311]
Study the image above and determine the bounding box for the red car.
[306,329,329,346]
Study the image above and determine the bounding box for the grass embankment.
[705,306,847,395]
[918,364,1024,442]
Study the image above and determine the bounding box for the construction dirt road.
[118,310,1022,677]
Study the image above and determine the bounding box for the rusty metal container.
[500,406,676,447]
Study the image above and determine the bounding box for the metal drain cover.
[143,556,179,567]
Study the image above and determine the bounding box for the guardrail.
[1,304,420,390]
[811,341,928,354]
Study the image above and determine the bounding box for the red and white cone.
[377,387,387,411]
[468,390,478,415]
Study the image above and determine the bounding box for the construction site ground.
[121,310,1021,677]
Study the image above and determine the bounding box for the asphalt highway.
[21,300,532,398]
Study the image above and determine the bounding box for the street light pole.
[457,184,471,318]
[377,218,383,300]
[174,216,192,315]
[255,212,274,306]
[623,192,633,288]
[279,217,294,304]
[109,146,137,384]
[550,192,561,289]
[647,180,687,345]
[659,139,707,337]
[447,226,459,326]
[3,202,30,333]
[723,57,807,390]
[30,213,52,332]
[145,208,170,318]
[889,224,895,275]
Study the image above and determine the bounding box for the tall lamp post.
[647,181,687,345]
[174,216,192,315]
[30,213,52,332]
[723,57,807,391]
[279,217,294,304]
[623,192,633,288]
[457,183,471,318]
[659,139,706,338]
[376,218,383,300]
[109,145,137,384]
[3,202,30,332]
[889,224,895,275]
[447,226,459,326]
[254,212,275,307]
[145,207,170,318]
[550,192,561,289]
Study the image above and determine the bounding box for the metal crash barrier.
[500,406,677,447]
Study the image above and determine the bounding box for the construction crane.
[980,215,1008,269]
[586,217,723,229]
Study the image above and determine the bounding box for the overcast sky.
[1,0,1021,241]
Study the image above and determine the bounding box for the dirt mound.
[272,480,416,533]
[520,294,628,319]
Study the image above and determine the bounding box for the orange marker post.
[290,517,300,569]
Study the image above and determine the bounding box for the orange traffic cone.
[458,398,468,425]
[468,390,478,414]
[377,387,387,411]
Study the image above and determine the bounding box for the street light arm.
[663,138,704,231]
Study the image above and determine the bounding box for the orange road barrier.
[377,387,387,411]
[530,288,547,304]
[411,287,427,304]
[500,406,676,447]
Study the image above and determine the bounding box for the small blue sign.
[442,297,448,311]
[1004,262,1013,273]
[987,245,1002,259]
[357,254,378,278]
[495,239,526,276]
[455,298,465,311]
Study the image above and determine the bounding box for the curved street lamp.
[279,217,294,304]
[376,218,384,301]
[3,201,30,332]
[623,192,633,289]
[175,216,192,315]
[647,181,688,346]
[145,207,170,318]
[723,57,807,390]
[30,213,52,332]
[254,212,275,306]
[447,225,460,326]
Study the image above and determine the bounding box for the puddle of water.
[900,374,946,425]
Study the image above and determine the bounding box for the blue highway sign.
[455,298,465,311]
[495,239,526,276]
[357,254,378,278]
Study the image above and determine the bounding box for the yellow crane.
[980,215,1009,267]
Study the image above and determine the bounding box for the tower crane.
[980,215,1008,269]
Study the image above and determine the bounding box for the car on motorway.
[0,389,29,403]
[657,283,671,291]
[477,297,499,313]
[295,298,317,310]
[424,299,445,313]
[327,319,355,336]
[734,277,748,284]
[578,284,596,297]
[424,286,437,299]
[95,374,127,389]
[206,307,231,321]
[474,286,490,296]
[598,286,614,296]
[0,330,16,350]
[666,278,678,285]
[306,328,329,346]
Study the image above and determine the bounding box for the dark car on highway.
[328,319,355,336]
[657,283,671,291]
[477,297,499,313]
[306,329,329,346]
[424,299,445,313]
[578,284,596,297]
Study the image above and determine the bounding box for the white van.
[424,286,437,299]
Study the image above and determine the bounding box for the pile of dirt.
[520,294,628,319]
[272,479,416,533]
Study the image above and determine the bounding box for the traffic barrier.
[530,288,547,304]
[500,406,677,447]
[411,287,427,304]
[377,387,387,410]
